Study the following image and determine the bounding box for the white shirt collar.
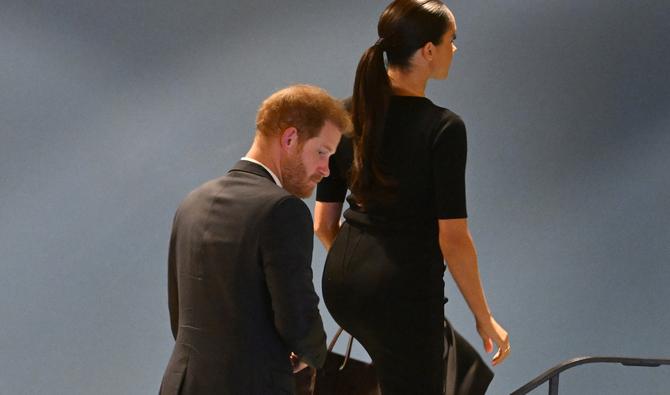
[240,157,282,187]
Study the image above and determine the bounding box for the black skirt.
[323,222,447,395]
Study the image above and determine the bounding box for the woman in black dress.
[314,1,510,394]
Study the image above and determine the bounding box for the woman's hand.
[476,315,510,366]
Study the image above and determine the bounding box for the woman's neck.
[388,66,429,97]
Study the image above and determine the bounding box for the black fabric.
[295,352,380,395]
[324,223,446,395]
[316,95,468,221]
[160,160,327,395]
[295,319,493,395]
[444,319,494,395]
[315,135,352,204]
[318,97,482,394]
[295,320,493,395]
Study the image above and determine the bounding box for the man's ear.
[280,127,299,151]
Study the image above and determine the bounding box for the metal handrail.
[510,356,670,395]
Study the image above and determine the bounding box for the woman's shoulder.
[420,102,466,147]
[411,99,465,146]
[424,99,463,125]
[392,96,463,125]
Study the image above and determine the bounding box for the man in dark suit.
[160,85,351,395]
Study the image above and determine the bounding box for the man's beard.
[281,153,321,198]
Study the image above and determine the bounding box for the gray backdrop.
[1,1,669,394]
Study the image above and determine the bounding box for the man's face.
[281,121,341,198]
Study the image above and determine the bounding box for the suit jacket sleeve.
[167,213,179,340]
[260,196,327,368]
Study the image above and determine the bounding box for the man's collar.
[232,158,282,187]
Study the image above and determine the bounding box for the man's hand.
[290,352,309,373]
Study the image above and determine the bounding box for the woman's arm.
[314,201,344,251]
[439,218,511,366]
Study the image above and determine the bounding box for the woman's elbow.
[315,222,337,242]
[314,222,332,238]
[439,233,474,258]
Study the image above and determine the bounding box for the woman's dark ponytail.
[350,42,393,207]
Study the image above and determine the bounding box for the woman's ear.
[421,41,435,61]
[280,127,299,151]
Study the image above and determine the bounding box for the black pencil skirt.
[323,222,447,395]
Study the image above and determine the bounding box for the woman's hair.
[350,0,452,207]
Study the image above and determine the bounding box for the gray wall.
[1,1,668,394]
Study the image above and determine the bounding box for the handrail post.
[548,374,559,395]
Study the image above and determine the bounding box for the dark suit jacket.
[160,160,327,395]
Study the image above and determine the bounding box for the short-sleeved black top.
[317,95,468,234]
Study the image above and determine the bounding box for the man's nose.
[319,160,330,178]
